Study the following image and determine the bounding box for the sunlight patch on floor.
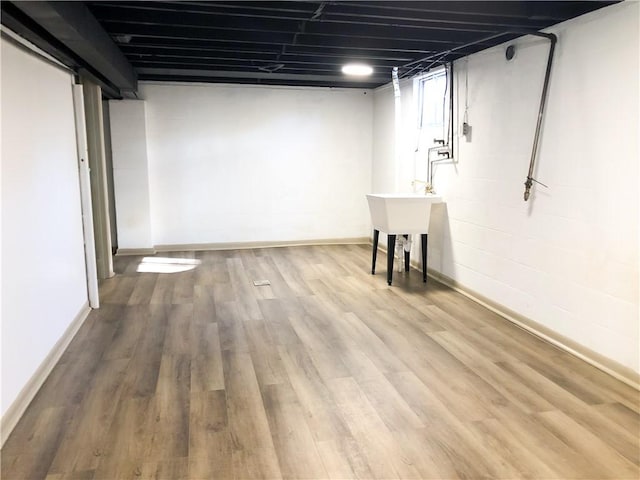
[137,256,201,274]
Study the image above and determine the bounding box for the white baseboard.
[115,238,369,256]
[427,269,640,391]
[370,239,640,390]
[1,302,92,447]
[153,237,369,252]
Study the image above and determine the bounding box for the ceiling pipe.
[400,31,512,75]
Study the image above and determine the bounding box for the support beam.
[136,67,388,85]
[10,1,137,94]
[82,78,115,280]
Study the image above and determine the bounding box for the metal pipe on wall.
[524,32,557,201]
[399,29,558,203]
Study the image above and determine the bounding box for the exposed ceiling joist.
[2,1,619,91]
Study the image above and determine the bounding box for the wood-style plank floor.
[2,244,639,479]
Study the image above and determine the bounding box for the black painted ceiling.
[84,1,616,88]
[3,1,618,92]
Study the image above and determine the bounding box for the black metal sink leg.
[387,234,396,285]
[403,235,410,272]
[421,233,428,282]
[371,229,379,274]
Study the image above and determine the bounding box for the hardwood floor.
[2,244,639,479]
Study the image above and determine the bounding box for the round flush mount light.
[342,63,373,76]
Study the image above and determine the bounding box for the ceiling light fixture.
[342,63,373,76]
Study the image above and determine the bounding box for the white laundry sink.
[366,193,442,234]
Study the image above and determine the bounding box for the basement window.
[414,65,453,155]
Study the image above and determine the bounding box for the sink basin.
[366,193,442,234]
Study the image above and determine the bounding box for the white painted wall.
[373,2,639,373]
[108,100,154,250]
[372,84,395,194]
[1,39,88,416]
[135,83,372,246]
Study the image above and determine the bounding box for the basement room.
[1,1,638,478]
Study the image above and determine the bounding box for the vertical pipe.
[392,67,402,192]
[448,61,454,161]
[524,33,557,201]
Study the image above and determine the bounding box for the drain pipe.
[392,67,403,192]
[524,32,557,201]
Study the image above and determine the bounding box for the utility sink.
[366,193,443,285]
[366,193,442,234]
